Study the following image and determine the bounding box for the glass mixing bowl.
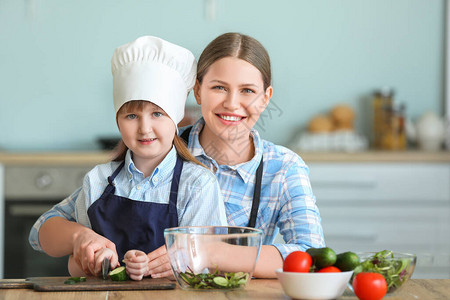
[348,251,417,295]
[164,226,262,291]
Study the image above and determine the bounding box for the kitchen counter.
[299,150,450,163]
[1,150,450,165]
[0,152,113,166]
[0,279,449,299]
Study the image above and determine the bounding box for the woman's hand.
[72,227,117,276]
[123,250,149,280]
[146,245,173,279]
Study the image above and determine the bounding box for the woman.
[178,32,325,277]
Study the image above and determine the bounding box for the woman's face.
[194,57,272,144]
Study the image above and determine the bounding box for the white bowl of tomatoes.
[276,269,353,300]
[275,248,357,300]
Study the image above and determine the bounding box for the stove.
[2,164,92,278]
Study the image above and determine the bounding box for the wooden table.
[0,278,449,300]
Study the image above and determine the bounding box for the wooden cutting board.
[0,277,176,291]
[0,279,34,289]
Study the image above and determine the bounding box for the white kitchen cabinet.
[308,162,450,279]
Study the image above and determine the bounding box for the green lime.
[306,247,337,269]
[109,266,127,281]
[334,251,360,271]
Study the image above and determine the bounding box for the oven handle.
[8,204,54,217]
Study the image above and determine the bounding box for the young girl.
[178,32,325,277]
[29,36,227,280]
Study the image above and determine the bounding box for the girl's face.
[117,101,175,169]
[194,57,272,143]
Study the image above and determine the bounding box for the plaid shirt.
[181,118,325,258]
[29,147,227,251]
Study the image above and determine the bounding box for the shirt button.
[154,177,159,183]
[136,185,141,190]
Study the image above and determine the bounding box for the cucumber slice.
[213,277,228,287]
[109,266,127,281]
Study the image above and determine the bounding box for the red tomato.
[352,272,387,300]
[283,251,313,273]
[317,266,341,273]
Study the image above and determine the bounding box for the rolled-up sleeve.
[28,187,81,251]
[273,162,325,258]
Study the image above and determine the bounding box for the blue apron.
[87,156,182,261]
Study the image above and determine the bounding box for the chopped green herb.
[178,267,249,289]
[64,277,87,284]
[64,279,76,285]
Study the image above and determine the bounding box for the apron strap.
[107,161,125,185]
[168,156,183,214]
[248,156,263,228]
[104,161,125,194]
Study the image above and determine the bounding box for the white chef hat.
[111,36,197,127]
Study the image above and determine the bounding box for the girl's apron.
[87,157,183,261]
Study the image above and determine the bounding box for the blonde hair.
[197,32,272,90]
[112,100,206,168]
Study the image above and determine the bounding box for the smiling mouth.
[217,114,244,122]
[139,138,156,142]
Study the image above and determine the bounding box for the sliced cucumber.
[109,266,127,281]
[213,276,228,287]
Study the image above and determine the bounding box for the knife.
[101,258,110,280]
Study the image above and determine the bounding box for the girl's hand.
[72,227,117,276]
[123,250,149,280]
[146,245,174,279]
[68,254,86,277]
[93,248,120,277]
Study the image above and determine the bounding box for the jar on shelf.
[372,87,394,149]
[381,103,407,150]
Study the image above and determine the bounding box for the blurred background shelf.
[1,150,450,165]
[299,150,450,163]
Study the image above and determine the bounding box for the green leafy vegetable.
[178,267,249,289]
[353,250,412,292]
[64,277,86,284]
[64,279,76,285]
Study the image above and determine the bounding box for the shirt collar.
[188,118,207,157]
[234,130,263,183]
[188,118,263,184]
[125,147,177,183]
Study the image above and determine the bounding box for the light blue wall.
[0,0,445,151]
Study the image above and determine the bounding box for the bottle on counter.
[381,103,407,150]
[372,87,394,149]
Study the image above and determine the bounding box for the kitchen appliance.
[3,165,92,279]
